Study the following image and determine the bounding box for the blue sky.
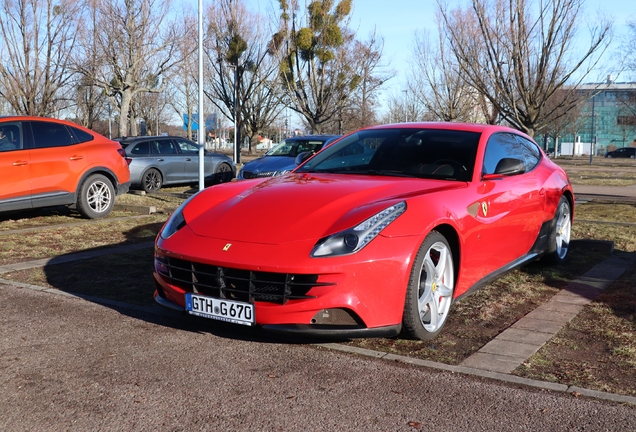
[244,0,636,112]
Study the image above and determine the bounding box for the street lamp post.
[403,90,408,123]
[590,95,596,165]
[233,64,239,164]
[197,0,205,191]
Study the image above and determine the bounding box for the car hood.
[184,173,466,244]
[241,156,296,174]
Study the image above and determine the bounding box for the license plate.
[185,293,255,326]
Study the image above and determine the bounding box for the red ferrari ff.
[153,123,573,341]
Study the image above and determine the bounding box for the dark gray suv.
[120,136,236,192]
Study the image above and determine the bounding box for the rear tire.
[142,168,162,193]
[544,195,571,264]
[402,231,455,341]
[77,174,115,219]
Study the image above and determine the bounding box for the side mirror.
[295,151,314,166]
[482,157,526,180]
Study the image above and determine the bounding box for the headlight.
[160,195,196,239]
[311,201,407,257]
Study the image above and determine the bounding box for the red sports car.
[153,123,573,341]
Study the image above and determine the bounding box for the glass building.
[560,80,636,156]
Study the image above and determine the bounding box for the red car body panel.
[153,122,574,335]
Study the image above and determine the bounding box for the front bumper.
[153,287,401,339]
[153,230,420,333]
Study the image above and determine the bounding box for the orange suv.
[0,116,130,218]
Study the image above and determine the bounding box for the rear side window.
[175,139,198,154]
[29,121,76,148]
[69,126,94,144]
[0,122,23,152]
[130,141,151,155]
[483,133,541,175]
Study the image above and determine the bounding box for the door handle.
[156,158,164,162]
[12,160,29,166]
[185,158,192,161]
[69,155,84,161]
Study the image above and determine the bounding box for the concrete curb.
[316,343,636,406]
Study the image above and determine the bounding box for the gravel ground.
[1,283,634,431]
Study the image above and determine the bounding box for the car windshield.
[296,128,480,181]
[266,138,327,157]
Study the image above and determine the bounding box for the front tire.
[77,174,115,219]
[142,168,162,193]
[214,163,233,184]
[402,231,455,341]
[544,195,572,263]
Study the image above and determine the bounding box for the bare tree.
[409,25,480,123]
[625,19,636,80]
[438,0,612,137]
[542,88,587,156]
[0,0,82,116]
[343,32,393,132]
[77,0,181,137]
[276,0,373,134]
[71,1,108,129]
[380,89,431,125]
[205,0,286,159]
[167,7,198,140]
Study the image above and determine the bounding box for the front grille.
[158,256,332,304]
[242,171,276,179]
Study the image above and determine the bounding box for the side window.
[30,121,75,148]
[0,122,23,152]
[175,139,198,154]
[483,133,540,175]
[483,133,520,175]
[69,126,94,144]
[130,141,151,155]
[155,140,178,154]
[515,135,541,171]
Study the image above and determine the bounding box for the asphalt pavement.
[1,283,634,431]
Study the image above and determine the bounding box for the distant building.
[561,78,636,156]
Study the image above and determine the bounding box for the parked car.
[119,136,236,192]
[604,147,636,158]
[237,135,340,179]
[0,116,130,219]
[153,123,573,341]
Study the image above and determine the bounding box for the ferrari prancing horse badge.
[481,201,488,217]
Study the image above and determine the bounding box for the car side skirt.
[454,219,552,302]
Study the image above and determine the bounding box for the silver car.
[121,136,236,192]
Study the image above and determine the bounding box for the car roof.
[0,115,105,137]
[285,135,340,141]
[118,135,192,141]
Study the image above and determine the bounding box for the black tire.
[543,195,572,264]
[214,163,233,184]
[402,231,455,341]
[142,168,162,193]
[76,174,115,219]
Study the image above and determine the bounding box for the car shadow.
[35,221,340,345]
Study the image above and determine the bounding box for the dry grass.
[0,215,166,265]
[515,265,636,396]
